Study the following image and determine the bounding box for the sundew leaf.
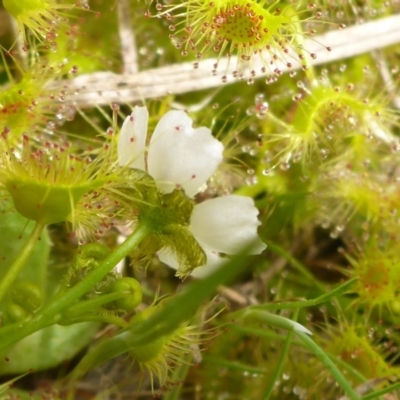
[0,212,98,374]
[0,322,99,374]
[0,211,49,292]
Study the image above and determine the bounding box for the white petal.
[118,106,148,170]
[190,248,225,278]
[157,247,180,271]
[147,110,224,197]
[190,195,266,255]
[157,247,224,279]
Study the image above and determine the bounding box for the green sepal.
[133,189,206,276]
[162,224,206,277]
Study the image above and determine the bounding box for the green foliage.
[0,212,49,290]
[1,0,400,399]
[0,322,98,374]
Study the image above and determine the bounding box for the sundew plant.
[1,0,400,399]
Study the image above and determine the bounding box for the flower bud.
[106,277,143,312]
[5,302,29,323]
[66,243,114,293]
[11,281,43,312]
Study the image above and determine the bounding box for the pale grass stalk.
[49,14,400,107]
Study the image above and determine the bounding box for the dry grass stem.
[49,14,400,107]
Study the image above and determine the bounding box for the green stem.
[163,359,191,400]
[203,355,266,375]
[61,315,128,328]
[0,222,150,353]
[362,379,400,400]
[242,310,311,335]
[66,330,134,398]
[231,324,305,348]
[40,222,150,320]
[226,325,368,388]
[263,310,298,400]
[242,310,360,400]
[0,221,44,305]
[291,13,316,84]
[296,332,361,400]
[64,292,130,318]
[251,278,356,311]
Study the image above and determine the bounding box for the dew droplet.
[246,107,255,116]
[280,162,290,171]
[262,168,271,176]
[336,224,345,232]
[255,93,265,104]
[245,176,258,186]
[297,80,305,89]
[320,148,330,159]
[330,230,339,239]
[292,93,302,101]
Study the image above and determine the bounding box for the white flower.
[118,106,266,277]
[118,106,223,198]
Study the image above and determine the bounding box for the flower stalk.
[262,311,298,400]
[297,332,361,400]
[241,309,361,400]
[0,222,150,353]
[0,221,45,306]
